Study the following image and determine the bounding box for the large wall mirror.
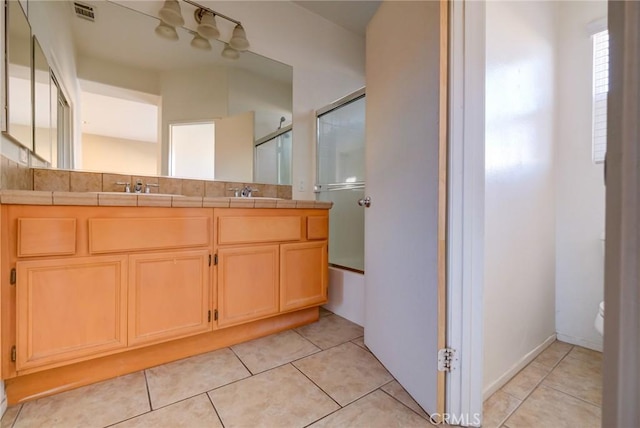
[4,0,33,151]
[27,0,294,184]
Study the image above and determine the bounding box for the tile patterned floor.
[0,309,433,428]
[483,341,603,428]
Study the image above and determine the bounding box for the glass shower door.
[315,89,365,272]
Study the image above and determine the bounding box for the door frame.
[446,0,485,426]
[602,1,640,425]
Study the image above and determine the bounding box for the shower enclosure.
[254,125,292,185]
[315,89,365,272]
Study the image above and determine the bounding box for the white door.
[364,0,447,417]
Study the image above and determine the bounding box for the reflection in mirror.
[50,74,72,169]
[255,125,292,185]
[34,37,52,164]
[62,0,293,183]
[5,0,33,150]
[169,121,215,180]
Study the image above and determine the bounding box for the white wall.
[483,1,558,395]
[555,1,607,352]
[82,133,157,175]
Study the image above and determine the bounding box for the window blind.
[592,30,609,164]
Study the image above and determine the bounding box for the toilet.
[595,301,604,336]
[595,232,605,336]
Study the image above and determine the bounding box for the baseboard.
[482,333,557,400]
[556,333,603,352]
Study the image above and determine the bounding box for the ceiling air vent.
[74,2,96,22]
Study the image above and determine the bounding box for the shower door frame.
[314,87,366,273]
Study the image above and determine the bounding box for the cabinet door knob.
[357,196,371,208]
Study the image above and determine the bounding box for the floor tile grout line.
[496,343,575,426]
[142,370,153,411]
[102,372,156,427]
[205,390,226,428]
[301,387,383,428]
[8,403,23,428]
[289,362,343,409]
[499,342,604,426]
[540,383,602,409]
[378,385,430,422]
[228,346,255,375]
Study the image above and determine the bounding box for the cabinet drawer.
[307,216,328,240]
[17,218,76,257]
[218,216,302,245]
[89,217,210,254]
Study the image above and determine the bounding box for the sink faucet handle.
[115,181,131,193]
[144,183,160,194]
[228,187,241,197]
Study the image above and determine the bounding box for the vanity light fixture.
[229,24,249,51]
[194,9,220,40]
[155,0,250,59]
[190,33,212,50]
[221,43,240,60]
[158,0,184,27]
[155,20,179,41]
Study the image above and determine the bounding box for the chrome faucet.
[133,180,144,193]
[240,186,258,197]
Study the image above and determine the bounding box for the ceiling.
[293,1,381,36]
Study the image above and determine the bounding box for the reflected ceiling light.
[221,43,240,60]
[154,20,179,41]
[194,8,220,40]
[229,24,250,51]
[191,33,212,50]
[158,0,184,27]
[156,0,250,58]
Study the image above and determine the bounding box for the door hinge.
[10,346,16,362]
[10,268,16,285]
[437,348,457,372]
[208,310,212,322]
[209,254,212,267]
[213,254,218,265]
[214,309,218,321]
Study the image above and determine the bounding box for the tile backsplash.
[0,156,293,199]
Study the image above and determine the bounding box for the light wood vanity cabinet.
[1,204,329,403]
[217,245,280,327]
[214,209,329,326]
[128,250,211,347]
[280,241,328,312]
[16,255,128,371]
[3,206,213,375]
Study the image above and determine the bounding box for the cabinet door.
[280,241,328,312]
[16,256,127,371]
[129,250,211,347]
[217,245,279,328]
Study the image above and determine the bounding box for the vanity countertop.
[0,190,333,209]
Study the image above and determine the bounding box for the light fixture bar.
[181,0,241,26]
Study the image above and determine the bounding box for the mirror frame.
[3,0,34,151]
